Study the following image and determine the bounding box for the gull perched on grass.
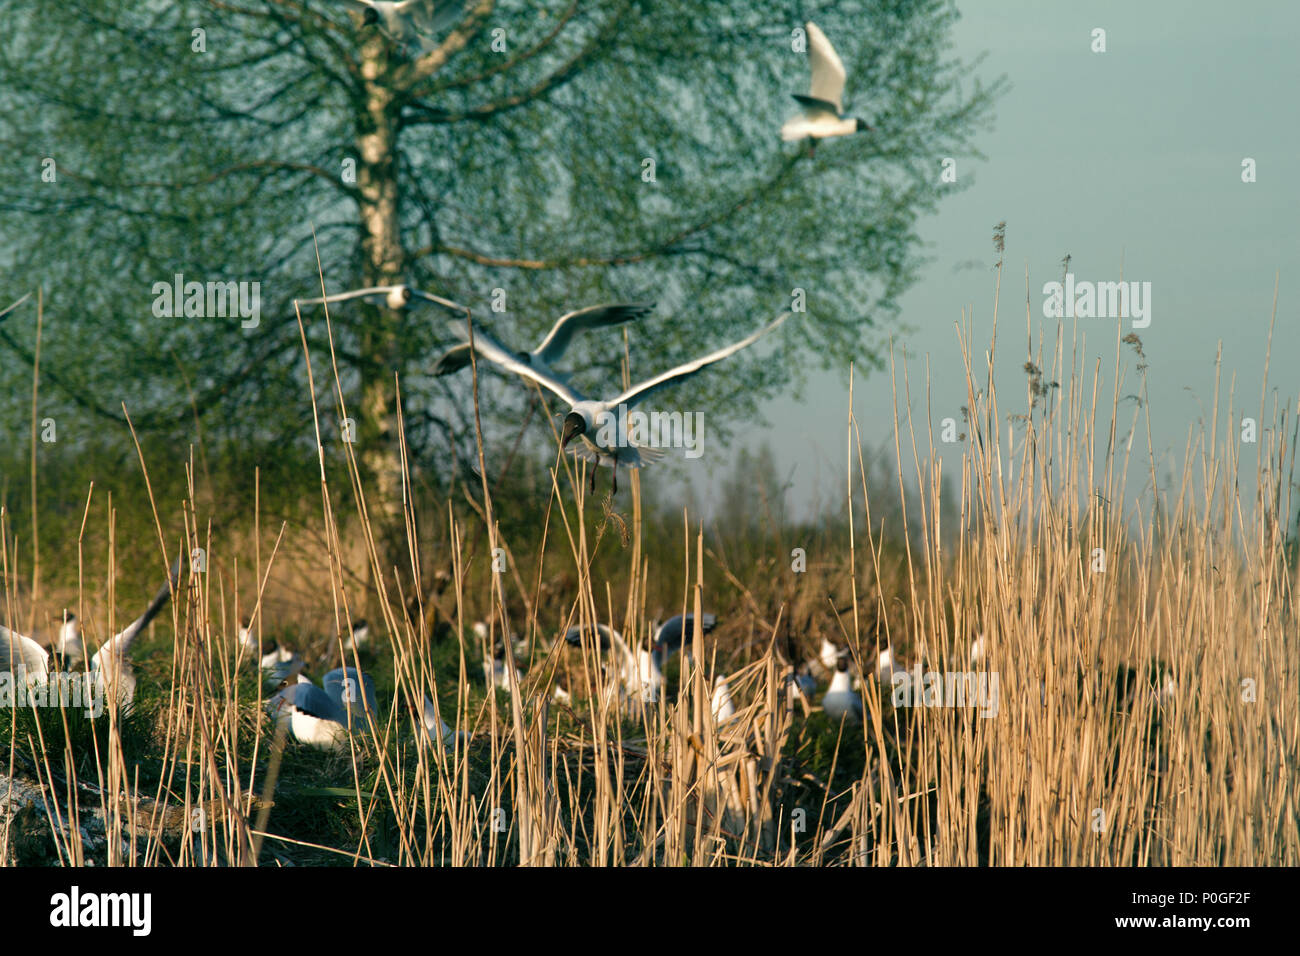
[782,22,872,152]
[90,557,183,710]
[433,303,655,379]
[341,1,465,54]
[452,313,790,492]
[296,283,467,314]
[268,667,378,750]
[822,656,863,724]
[563,623,662,706]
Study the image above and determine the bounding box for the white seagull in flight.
[452,311,791,492]
[433,303,655,380]
[782,22,872,152]
[296,283,467,314]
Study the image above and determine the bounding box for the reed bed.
[2,271,1296,867]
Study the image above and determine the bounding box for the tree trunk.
[356,42,408,589]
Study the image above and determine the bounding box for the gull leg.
[588,464,596,494]
[612,465,618,495]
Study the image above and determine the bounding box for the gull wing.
[288,683,346,723]
[409,288,471,316]
[323,667,378,724]
[0,625,49,686]
[532,303,655,365]
[295,286,392,306]
[432,342,473,376]
[93,555,182,669]
[791,93,842,117]
[805,22,847,115]
[447,321,587,406]
[610,312,790,410]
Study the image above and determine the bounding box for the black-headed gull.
[563,623,662,706]
[340,1,465,54]
[268,667,378,749]
[452,312,790,492]
[822,656,862,724]
[90,557,183,709]
[296,283,467,314]
[651,613,718,667]
[782,22,872,151]
[433,303,655,379]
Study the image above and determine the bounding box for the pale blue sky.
[683,0,1300,520]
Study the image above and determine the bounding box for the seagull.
[483,652,522,695]
[340,1,465,54]
[268,667,378,750]
[806,636,841,681]
[412,693,469,750]
[296,283,467,314]
[433,303,655,379]
[711,675,737,723]
[563,623,661,706]
[789,666,818,705]
[261,643,305,684]
[782,22,872,152]
[0,623,50,690]
[237,617,258,658]
[450,312,791,493]
[822,656,863,724]
[342,618,371,653]
[90,557,183,710]
[473,619,527,658]
[55,612,84,665]
[651,613,718,667]
[876,647,907,683]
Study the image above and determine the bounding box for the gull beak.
[561,413,585,450]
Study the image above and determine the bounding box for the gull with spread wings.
[296,283,468,314]
[781,21,872,153]
[450,311,790,493]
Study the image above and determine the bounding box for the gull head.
[561,411,587,450]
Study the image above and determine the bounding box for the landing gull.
[451,312,790,492]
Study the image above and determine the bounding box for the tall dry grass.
[2,265,1297,866]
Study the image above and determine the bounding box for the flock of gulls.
[0,16,883,748]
